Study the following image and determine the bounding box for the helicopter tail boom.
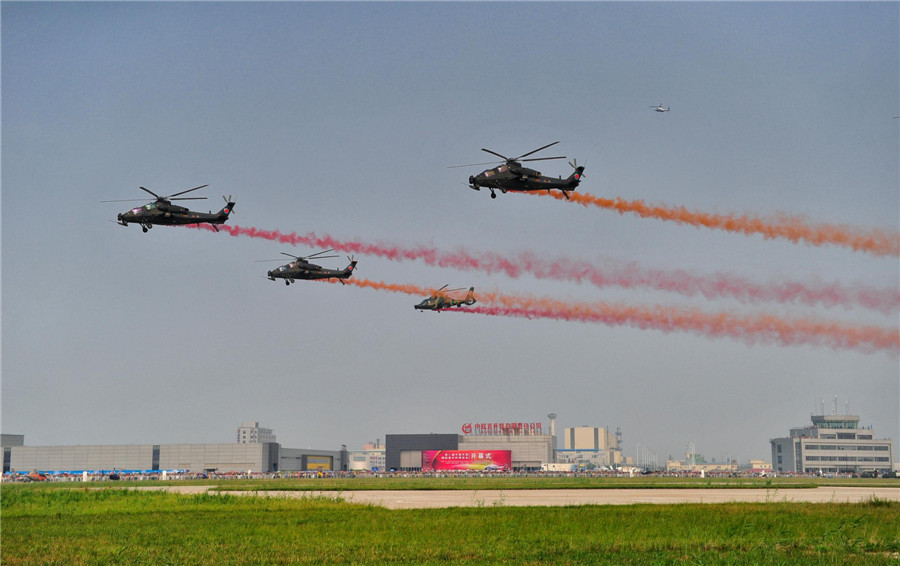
[566,166,585,187]
[214,200,235,222]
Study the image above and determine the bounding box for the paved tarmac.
[157,485,900,509]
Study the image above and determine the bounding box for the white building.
[236,421,276,444]
[770,414,893,475]
[556,426,624,469]
[347,441,386,472]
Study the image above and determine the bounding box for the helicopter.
[261,249,358,285]
[414,285,476,311]
[102,185,235,232]
[650,103,670,113]
[450,141,584,199]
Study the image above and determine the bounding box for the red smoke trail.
[324,278,898,354]
[531,191,899,257]
[188,223,898,313]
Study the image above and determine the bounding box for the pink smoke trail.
[322,277,898,355]
[187,223,898,314]
[452,304,898,355]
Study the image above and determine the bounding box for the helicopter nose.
[469,175,475,185]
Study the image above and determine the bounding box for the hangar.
[386,420,557,471]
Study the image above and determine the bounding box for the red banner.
[421,450,512,471]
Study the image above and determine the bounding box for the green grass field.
[3,483,899,565]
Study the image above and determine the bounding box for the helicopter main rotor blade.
[139,186,161,199]
[520,156,566,163]
[515,141,559,161]
[305,249,336,259]
[481,148,511,161]
[446,161,502,169]
[168,197,208,201]
[168,184,209,198]
[101,198,150,203]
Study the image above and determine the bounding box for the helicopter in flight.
[450,141,584,199]
[103,185,235,232]
[650,103,670,113]
[261,249,358,285]
[414,285,476,311]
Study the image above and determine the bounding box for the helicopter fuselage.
[117,201,234,232]
[414,288,476,311]
[267,260,357,285]
[469,162,584,198]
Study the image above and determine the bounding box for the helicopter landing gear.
[285,280,290,286]
[489,189,497,199]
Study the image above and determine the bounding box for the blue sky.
[3,2,897,464]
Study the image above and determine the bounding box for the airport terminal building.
[770,413,894,475]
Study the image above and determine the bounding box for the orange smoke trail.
[532,191,899,257]
[339,278,435,297]
[327,278,898,354]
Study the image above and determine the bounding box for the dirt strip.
[149,486,900,509]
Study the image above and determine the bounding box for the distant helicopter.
[650,103,670,113]
[102,185,235,232]
[261,249,358,285]
[414,285,476,311]
[450,141,584,199]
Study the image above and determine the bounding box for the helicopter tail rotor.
[568,159,586,177]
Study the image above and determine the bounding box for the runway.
[158,485,900,509]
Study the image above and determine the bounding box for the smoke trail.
[530,191,899,257]
[455,305,896,354]
[328,278,897,354]
[188,223,898,313]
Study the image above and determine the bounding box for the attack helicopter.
[450,141,584,199]
[261,249,358,285]
[650,103,670,113]
[102,185,235,232]
[414,285,476,311]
